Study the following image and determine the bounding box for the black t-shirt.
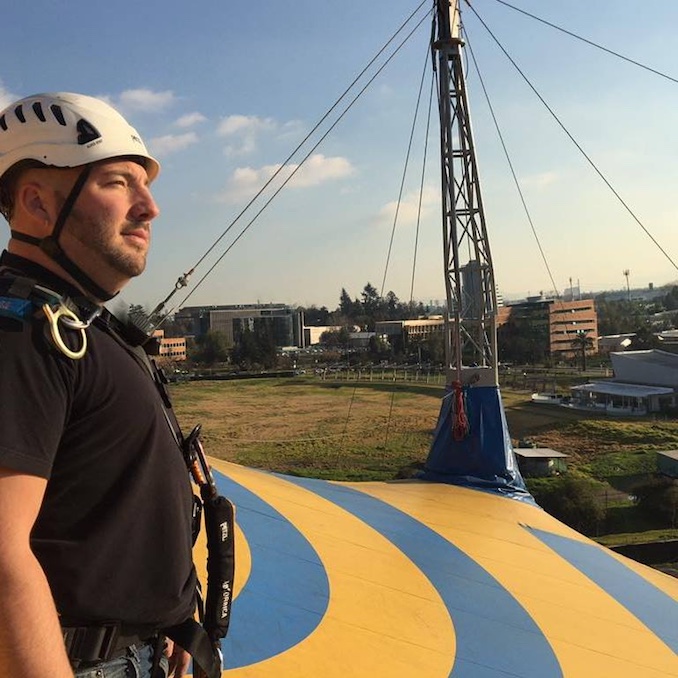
[0,252,196,628]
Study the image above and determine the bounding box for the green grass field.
[170,376,678,546]
[170,377,445,481]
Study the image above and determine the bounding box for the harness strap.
[163,618,222,678]
[39,232,118,303]
[10,165,118,302]
[62,623,157,666]
[0,268,101,359]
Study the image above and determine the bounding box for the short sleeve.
[0,315,72,478]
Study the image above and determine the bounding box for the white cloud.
[278,119,305,139]
[0,82,19,109]
[175,112,207,128]
[375,185,440,227]
[217,153,353,203]
[287,154,353,188]
[149,132,198,156]
[217,114,277,156]
[217,114,275,136]
[521,171,559,189]
[113,88,177,113]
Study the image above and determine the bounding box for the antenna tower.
[623,269,630,301]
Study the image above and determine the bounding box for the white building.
[570,350,678,415]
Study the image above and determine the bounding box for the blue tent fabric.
[420,386,534,503]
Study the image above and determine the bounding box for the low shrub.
[529,476,606,535]
[633,476,678,527]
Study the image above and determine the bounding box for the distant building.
[570,349,678,415]
[610,350,678,389]
[304,325,343,346]
[497,297,598,360]
[461,260,494,319]
[597,334,634,355]
[514,448,569,477]
[176,304,303,348]
[375,317,445,344]
[349,332,375,349]
[656,329,678,354]
[152,329,187,362]
[657,450,678,478]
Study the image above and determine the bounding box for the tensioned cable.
[380,41,432,299]
[383,389,397,446]
[154,1,430,322]
[465,22,578,322]
[410,72,435,305]
[166,9,433,317]
[466,3,678,275]
[340,383,359,446]
[464,29,561,298]
[488,0,678,86]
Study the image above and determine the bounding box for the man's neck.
[6,240,101,303]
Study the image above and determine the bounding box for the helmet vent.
[14,105,25,123]
[32,102,46,122]
[0,115,6,132]
[50,104,67,126]
[76,118,101,145]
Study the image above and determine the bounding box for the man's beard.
[66,208,148,279]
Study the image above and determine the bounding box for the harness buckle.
[63,622,120,664]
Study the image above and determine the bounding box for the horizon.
[149,277,678,315]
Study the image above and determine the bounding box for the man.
[0,93,196,677]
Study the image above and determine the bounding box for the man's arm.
[0,468,73,677]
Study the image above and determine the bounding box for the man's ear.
[15,181,54,234]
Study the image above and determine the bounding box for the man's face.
[59,159,160,291]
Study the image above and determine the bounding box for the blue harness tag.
[0,296,35,321]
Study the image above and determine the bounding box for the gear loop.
[42,302,87,360]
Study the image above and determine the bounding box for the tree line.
[147,282,678,369]
[303,282,432,330]
[154,283,438,369]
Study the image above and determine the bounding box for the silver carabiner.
[60,307,101,331]
[42,303,88,360]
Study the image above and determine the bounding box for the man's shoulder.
[0,272,43,332]
[0,250,79,297]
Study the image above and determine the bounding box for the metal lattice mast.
[434,0,498,386]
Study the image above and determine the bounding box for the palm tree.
[571,331,594,372]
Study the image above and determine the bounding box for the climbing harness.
[117,334,234,678]
[0,270,101,360]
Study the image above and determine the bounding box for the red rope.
[451,381,469,441]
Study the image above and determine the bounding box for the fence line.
[318,367,447,385]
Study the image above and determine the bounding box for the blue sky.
[2,0,678,312]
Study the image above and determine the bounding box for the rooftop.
[611,349,678,369]
[571,381,674,397]
[514,448,569,459]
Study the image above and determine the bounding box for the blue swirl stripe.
[213,471,330,669]
[528,527,678,654]
[285,476,562,678]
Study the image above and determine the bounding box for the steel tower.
[423,1,527,495]
[434,0,498,387]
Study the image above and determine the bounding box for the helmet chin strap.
[10,165,118,302]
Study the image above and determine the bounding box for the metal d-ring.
[42,303,87,359]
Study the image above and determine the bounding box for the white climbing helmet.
[0,92,160,182]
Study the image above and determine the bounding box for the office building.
[176,304,303,348]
